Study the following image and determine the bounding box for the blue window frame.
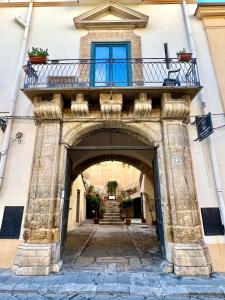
[90,42,131,87]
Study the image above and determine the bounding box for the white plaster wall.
[67,174,86,230]
[188,4,225,211]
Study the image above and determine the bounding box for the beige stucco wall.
[0,2,225,272]
[67,175,86,231]
[0,240,22,268]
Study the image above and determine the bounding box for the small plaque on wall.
[201,207,224,236]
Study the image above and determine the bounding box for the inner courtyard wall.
[83,162,140,194]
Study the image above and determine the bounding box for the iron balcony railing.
[23,58,200,89]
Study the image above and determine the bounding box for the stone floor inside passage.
[1,223,225,299]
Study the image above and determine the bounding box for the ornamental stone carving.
[33,94,63,119]
[100,93,123,119]
[161,93,190,119]
[134,93,152,117]
[71,94,89,118]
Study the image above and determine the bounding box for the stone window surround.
[79,30,142,60]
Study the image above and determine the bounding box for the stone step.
[99,221,124,225]
[102,219,122,222]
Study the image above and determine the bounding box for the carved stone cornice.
[134,93,152,117]
[195,4,225,20]
[33,94,63,119]
[161,93,190,120]
[71,94,89,118]
[100,93,122,119]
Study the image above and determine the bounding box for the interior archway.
[60,125,164,272]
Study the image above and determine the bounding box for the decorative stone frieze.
[33,94,63,119]
[161,93,190,119]
[100,93,123,118]
[134,93,152,117]
[71,94,89,118]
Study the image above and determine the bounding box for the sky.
[197,0,225,2]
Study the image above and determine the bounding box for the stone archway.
[13,93,211,276]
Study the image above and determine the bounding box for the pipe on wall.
[182,0,225,226]
[0,1,33,189]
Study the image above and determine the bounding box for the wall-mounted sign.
[195,112,213,142]
[108,195,116,200]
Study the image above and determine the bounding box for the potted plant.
[119,199,127,220]
[176,48,192,62]
[125,198,133,225]
[28,47,49,64]
[85,185,101,224]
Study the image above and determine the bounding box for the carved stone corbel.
[134,93,152,117]
[100,94,123,119]
[161,93,190,119]
[71,94,89,118]
[33,94,63,119]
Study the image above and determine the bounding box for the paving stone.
[117,272,130,285]
[97,284,130,293]
[104,272,118,285]
[90,272,105,285]
[76,272,92,284]
[130,273,145,286]
[0,275,11,283]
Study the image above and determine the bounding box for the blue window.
[91,42,131,87]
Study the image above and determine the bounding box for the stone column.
[161,93,211,276]
[13,94,63,275]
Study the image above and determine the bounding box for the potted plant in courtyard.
[85,185,102,224]
[176,48,192,62]
[125,198,133,225]
[28,47,49,64]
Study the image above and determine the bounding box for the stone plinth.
[173,244,211,276]
[13,242,62,276]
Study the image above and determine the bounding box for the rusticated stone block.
[173,244,211,276]
[174,266,210,276]
[13,242,62,276]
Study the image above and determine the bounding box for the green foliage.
[107,181,118,195]
[85,184,102,218]
[28,47,49,57]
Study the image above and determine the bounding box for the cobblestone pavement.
[1,223,225,299]
[63,223,162,272]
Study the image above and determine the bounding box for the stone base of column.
[13,242,62,276]
[173,244,212,276]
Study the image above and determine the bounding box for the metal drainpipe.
[0,0,33,189]
[182,0,225,226]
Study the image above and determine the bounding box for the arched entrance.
[13,101,211,276]
[60,127,165,262]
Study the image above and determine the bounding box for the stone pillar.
[13,94,63,275]
[161,93,211,276]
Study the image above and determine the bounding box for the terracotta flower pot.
[29,56,47,64]
[93,217,99,224]
[125,218,131,225]
[177,53,192,62]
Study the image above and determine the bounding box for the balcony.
[22,58,201,101]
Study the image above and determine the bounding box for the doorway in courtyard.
[60,128,165,272]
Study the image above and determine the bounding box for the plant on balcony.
[28,47,49,64]
[176,48,192,62]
